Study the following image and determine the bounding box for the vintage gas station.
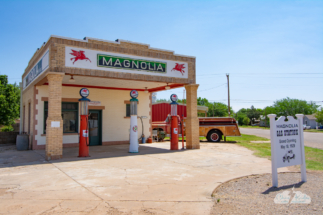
[21,35,199,160]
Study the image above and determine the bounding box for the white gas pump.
[129,90,139,153]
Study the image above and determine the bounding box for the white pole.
[296,114,307,182]
[129,96,139,153]
[129,115,139,153]
[268,114,278,187]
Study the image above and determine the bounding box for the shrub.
[1,125,14,132]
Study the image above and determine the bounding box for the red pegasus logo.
[171,63,185,76]
[70,50,91,64]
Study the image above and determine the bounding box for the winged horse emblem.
[171,63,185,76]
[70,50,91,64]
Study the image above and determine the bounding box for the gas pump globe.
[170,94,179,150]
[79,88,90,157]
[171,101,177,116]
[80,98,90,115]
[130,100,137,115]
[129,90,139,153]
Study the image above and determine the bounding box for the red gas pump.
[170,94,178,150]
[79,88,90,157]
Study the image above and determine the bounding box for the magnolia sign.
[98,54,166,73]
[65,47,189,79]
[268,114,307,187]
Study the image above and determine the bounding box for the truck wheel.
[207,130,222,142]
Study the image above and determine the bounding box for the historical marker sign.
[274,116,302,167]
[268,114,307,187]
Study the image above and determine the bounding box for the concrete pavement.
[240,128,323,150]
[0,142,289,214]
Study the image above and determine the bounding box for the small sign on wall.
[268,114,307,187]
[89,101,101,106]
[51,121,60,128]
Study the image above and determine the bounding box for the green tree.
[177,98,186,104]
[238,108,247,115]
[0,75,20,126]
[197,97,209,106]
[242,116,250,125]
[273,97,319,117]
[236,113,248,125]
[156,98,170,103]
[262,106,277,126]
[315,108,323,124]
[207,102,230,117]
[246,105,262,124]
[236,108,247,125]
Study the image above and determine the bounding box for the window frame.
[44,102,79,134]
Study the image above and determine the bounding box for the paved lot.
[240,128,323,150]
[0,142,288,215]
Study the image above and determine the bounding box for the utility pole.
[226,74,231,117]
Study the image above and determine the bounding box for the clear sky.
[0,0,322,112]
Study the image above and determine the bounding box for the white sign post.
[268,114,307,187]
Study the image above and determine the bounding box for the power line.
[197,83,227,92]
[197,72,323,76]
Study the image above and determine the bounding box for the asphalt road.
[240,128,323,150]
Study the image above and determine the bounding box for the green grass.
[304,146,323,170]
[228,135,272,158]
[239,125,270,129]
[303,129,323,133]
[164,136,206,141]
[226,134,269,143]
[163,134,323,171]
[239,125,323,133]
[226,134,323,171]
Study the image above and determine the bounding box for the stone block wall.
[0,132,19,144]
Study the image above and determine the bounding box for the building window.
[44,102,78,133]
[126,104,130,117]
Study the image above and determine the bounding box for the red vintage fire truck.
[152,116,241,142]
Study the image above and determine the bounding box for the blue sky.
[0,0,322,111]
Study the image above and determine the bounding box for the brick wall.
[0,132,19,144]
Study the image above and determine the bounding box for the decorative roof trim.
[47,35,195,58]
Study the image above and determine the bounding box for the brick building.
[21,35,199,160]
